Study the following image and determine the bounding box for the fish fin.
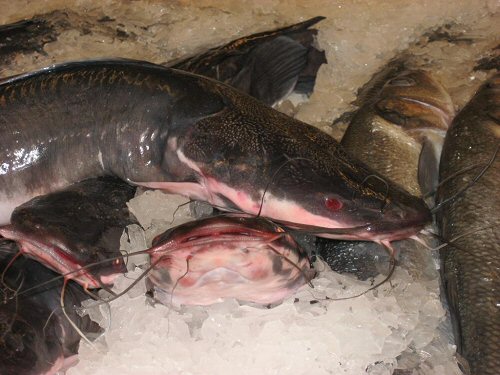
[231,36,309,105]
[171,17,327,105]
[441,253,465,357]
[289,46,327,96]
[418,137,439,200]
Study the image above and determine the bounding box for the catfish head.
[159,85,430,242]
[146,214,315,306]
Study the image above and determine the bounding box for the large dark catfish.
[0,240,100,375]
[0,60,429,242]
[438,74,500,375]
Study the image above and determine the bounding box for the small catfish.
[0,240,101,375]
[147,214,316,306]
[0,176,136,288]
[437,73,500,375]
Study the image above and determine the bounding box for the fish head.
[156,81,433,242]
[375,69,455,134]
[167,106,431,242]
[146,214,315,306]
[247,152,432,241]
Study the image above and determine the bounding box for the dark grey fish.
[437,73,500,375]
[0,240,100,375]
[0,60,430,243]
[315,239,388,281]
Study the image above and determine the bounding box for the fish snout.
[371,195,431,241]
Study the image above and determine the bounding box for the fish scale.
[438,73,500,375]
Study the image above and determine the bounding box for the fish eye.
[387,77,416,87]
[324,197,343,211]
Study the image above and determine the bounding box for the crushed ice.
[71,191,462,375]
[2,0,497,374]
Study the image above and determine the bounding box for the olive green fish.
[438,73,500,375]
[341,66,455,197]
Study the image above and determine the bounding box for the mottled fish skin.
[0,240,100,375]
[0,60,429,241]
[147,214,315,306]
[437,73,500,375]
[341,69,455,197]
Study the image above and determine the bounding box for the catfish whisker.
[432,144,499,213]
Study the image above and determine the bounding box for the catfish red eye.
[325,197,343,211]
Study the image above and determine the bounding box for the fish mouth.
[275,193,431,242]
[146,214,315,306]
[0,225,124,288]
[275,216,428,242]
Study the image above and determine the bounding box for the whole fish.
[437,73,500,375]
[341,65,455,197]
[0,240,101,375]
[0,60,429,242]
[147,214,315,306]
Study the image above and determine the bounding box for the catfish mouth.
[146,214,315,306]
[275,215,428,242]
[0,226,125,288]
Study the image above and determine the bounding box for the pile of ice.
[69,191,461,375]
